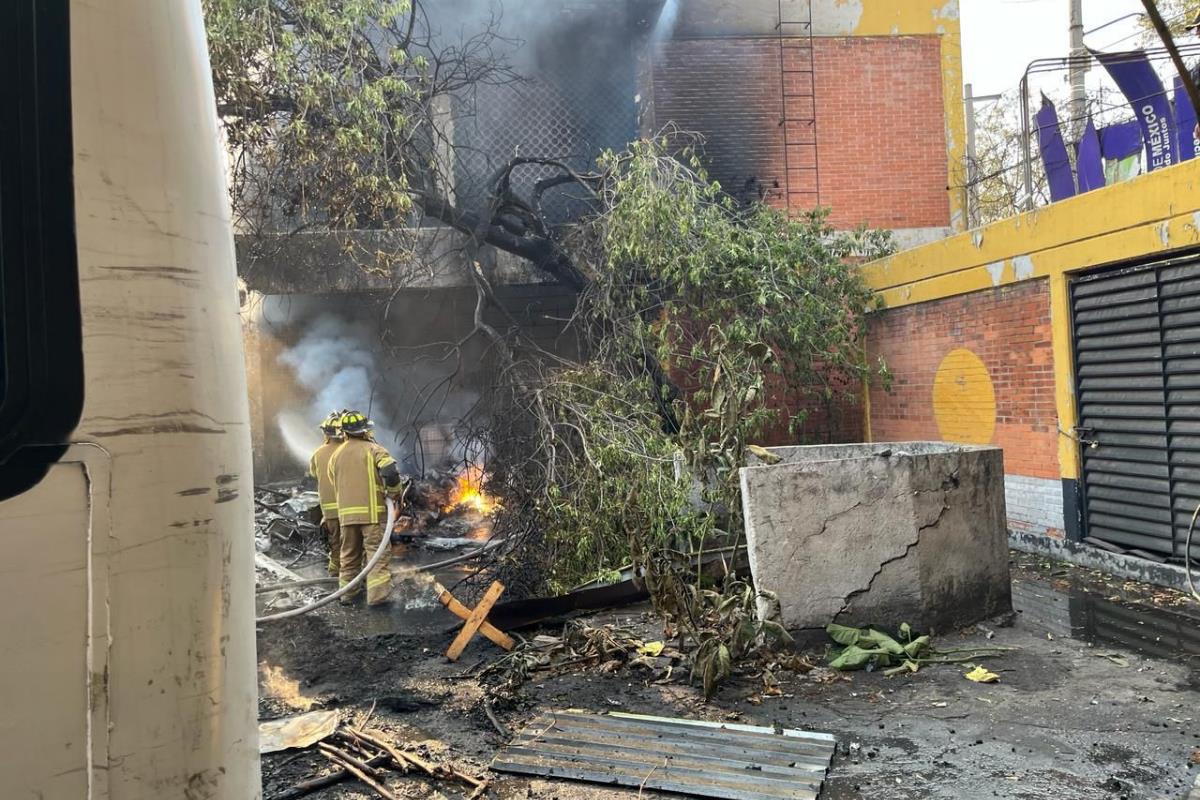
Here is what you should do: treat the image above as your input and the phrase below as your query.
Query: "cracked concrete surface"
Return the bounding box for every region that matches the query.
[741,443,1011,632]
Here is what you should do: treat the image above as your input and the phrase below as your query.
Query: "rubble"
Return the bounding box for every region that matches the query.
[255,487,324,569]
[256,551,1200,800]
[267,719,489,800]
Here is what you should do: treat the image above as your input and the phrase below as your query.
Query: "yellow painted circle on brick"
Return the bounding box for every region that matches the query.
[932,348,996,445]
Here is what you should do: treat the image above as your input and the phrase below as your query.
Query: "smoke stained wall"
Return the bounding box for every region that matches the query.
[245,285,579,482]
[436,0,655,221]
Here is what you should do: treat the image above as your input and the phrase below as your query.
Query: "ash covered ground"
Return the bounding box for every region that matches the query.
[256,553,1200,800]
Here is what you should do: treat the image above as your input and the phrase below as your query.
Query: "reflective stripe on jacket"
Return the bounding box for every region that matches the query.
[328,436,398,525]
[309,439,341,519]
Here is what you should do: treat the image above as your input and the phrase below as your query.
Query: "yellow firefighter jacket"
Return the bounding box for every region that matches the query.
[308,439,342,520]
[328,436,399,525]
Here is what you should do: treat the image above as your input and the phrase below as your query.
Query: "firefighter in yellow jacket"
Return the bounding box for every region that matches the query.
[329,410,404,605]
[308,411,344,577]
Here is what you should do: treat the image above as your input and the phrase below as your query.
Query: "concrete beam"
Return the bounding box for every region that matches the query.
[235,228,554,295]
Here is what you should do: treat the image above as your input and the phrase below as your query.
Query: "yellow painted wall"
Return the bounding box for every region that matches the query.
[860,159,1200,480]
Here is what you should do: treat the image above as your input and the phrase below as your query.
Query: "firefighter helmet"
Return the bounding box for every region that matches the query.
[339,410,373,435]
[320,411,343,437]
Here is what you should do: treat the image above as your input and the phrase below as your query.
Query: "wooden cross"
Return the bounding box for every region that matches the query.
[435,580,515,661]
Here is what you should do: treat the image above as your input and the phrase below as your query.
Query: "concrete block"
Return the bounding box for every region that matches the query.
[739,442,1012,632]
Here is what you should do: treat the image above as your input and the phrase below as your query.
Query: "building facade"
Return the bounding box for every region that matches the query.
[646,0,966,244]
[855,158,1200,577]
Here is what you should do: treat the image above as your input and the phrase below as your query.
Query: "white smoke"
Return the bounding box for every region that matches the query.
[651,0,680,46]
[277,314,401,453]
[269,301,489,474]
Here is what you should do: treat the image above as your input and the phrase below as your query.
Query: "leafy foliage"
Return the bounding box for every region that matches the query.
[686,580,792,699]
[500,139,890,582]
[486,139,891,695]
[825,623,1012,677]
[1139,0,1200,41]
[203,0,511,235]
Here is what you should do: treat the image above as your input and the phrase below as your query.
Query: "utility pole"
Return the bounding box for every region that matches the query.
[1068,0,1088,145]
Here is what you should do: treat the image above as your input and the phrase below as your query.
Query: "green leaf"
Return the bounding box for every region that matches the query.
[826,623,863,647]
[883,660,921,677]
[867,629,905,656]
[902,635,931,658]
[701,643,733,698]
[829,645,874,671]
[732,618,757,656]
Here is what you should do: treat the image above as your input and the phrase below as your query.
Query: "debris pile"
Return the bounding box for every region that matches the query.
[404,463,500,541]
[262,712,489,800]
[480,621,687,697]
[255,487,324,568]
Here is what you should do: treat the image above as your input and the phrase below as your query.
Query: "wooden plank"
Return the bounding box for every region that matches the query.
[445,581,506,661]
[436,582,515,651]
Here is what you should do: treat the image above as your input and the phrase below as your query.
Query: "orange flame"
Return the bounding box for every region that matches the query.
[259,663,317,711]
[444,464,501,515]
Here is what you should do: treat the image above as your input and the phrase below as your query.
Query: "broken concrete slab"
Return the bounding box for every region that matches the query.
[739,442,1012,632]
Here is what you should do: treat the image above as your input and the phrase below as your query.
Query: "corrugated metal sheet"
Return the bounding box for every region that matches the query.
[491,711,835,800]
[1071,254,1200,561]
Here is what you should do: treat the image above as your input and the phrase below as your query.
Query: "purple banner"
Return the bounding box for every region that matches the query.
[1077,117,1105,193]
[1175,76,1197,161]
[1035,95,1076,201]
[1100,120,1143,160]
[1094,49,1177,171]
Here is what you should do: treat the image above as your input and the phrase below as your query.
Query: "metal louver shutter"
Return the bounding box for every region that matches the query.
[1071,255,1200,561]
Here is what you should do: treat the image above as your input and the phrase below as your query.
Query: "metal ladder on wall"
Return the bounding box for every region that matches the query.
[777,0,820,212]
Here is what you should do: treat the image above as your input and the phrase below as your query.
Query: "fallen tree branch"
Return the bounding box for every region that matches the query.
[270,754,389,800]
[483,699,511,738]
[318,744,398,800]
[347,726,490,795]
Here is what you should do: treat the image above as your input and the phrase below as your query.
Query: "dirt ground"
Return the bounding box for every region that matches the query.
[257,553,1200,800]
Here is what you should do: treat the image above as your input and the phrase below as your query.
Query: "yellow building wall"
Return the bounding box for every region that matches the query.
[860,159,1200,482]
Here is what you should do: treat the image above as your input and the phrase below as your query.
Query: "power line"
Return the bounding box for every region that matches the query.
[1096,7,1192,50]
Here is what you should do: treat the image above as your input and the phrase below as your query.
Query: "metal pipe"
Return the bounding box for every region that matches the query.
[1084,11,1145,37]
[1020,73,1034,210]
[255,537,504,595]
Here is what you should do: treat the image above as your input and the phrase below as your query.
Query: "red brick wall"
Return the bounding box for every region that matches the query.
[650,36,949,229]
[759,369,865,446]
[864,279,1059,480]
[814,37,949,229]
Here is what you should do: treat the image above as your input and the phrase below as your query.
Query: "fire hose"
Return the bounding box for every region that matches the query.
[254,539,501,596]
[255,497,399,623]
